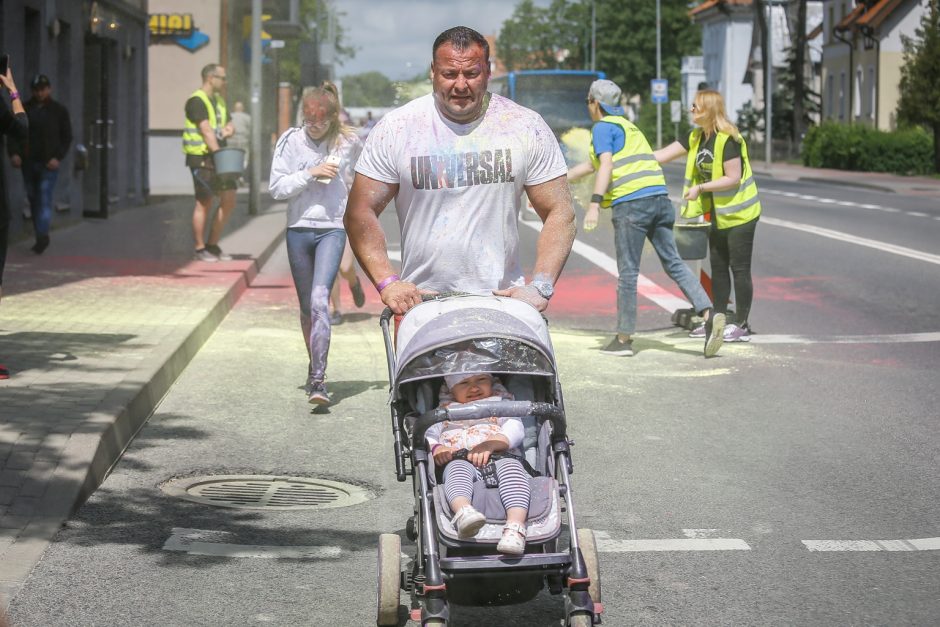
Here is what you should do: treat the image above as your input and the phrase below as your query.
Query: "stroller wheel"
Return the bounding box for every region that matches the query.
[577,528,602,604]
[406,515,418,541]
[376,533,401,626]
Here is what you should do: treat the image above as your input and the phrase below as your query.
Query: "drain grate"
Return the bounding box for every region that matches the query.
[161,475,374,510]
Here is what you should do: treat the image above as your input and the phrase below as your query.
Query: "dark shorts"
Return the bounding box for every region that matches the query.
[190,159,237,202]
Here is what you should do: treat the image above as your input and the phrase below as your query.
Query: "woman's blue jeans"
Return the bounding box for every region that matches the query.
[286,227,346,383]
[611,195,712,336]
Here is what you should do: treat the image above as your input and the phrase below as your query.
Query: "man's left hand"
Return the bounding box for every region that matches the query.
[46,158,60,171]
[493,284,548,312]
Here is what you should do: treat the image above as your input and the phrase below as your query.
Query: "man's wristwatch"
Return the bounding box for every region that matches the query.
[530,280,554,300]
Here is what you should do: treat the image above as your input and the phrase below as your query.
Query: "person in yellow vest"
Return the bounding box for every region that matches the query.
[568,79,724,358]
[183,64,237,262]
[655,89,761,343]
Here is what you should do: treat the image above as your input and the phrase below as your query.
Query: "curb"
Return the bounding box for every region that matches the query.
[0,208,285,611]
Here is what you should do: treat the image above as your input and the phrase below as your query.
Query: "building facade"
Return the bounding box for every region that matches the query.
[821,0,926,130]
[1,0,149,229]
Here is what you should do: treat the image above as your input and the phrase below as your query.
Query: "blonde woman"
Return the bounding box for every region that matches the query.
[270,82,363,405]
[655,90,762,342]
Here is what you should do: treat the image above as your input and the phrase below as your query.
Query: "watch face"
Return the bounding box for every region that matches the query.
[534,282,554,299]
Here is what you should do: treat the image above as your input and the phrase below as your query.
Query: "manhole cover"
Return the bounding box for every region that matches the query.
[161,475,374,510]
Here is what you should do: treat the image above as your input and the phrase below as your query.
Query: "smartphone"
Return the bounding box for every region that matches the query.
[0,54,9,77]
[315,154,342,184]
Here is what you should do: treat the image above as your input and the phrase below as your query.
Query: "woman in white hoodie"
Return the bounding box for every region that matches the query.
[269,82,362,405]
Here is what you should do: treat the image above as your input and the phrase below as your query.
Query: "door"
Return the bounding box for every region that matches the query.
[82,35,115,218]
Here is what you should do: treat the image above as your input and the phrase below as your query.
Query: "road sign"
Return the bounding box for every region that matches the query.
[651,79,668,104]
[269,39,285,49]
[670,100,682,123]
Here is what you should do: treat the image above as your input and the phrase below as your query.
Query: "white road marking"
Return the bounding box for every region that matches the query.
[803,537,940,552]
[520,219,691,312]
[762,189,940,217]
[743,331,940,345]
[907,211,929,218]
[761,216,940,266]
[162,528,343,559]
[594,530,751,552]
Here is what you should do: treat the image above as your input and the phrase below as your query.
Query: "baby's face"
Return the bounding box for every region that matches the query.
[450,375,493,403]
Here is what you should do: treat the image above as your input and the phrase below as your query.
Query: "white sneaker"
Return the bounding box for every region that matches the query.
[452,505,486,538]
[496,522,527,555]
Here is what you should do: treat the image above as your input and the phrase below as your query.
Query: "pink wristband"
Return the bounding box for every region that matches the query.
[375,274,400,293]
[9,91,19,101]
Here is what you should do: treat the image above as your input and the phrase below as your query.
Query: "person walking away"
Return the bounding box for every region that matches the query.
[344,26,575,317]
[567,79,724,357]
[228,100,251,177]
[7,74,71,255]
[654,89,761,342]
[183,64,237,262]
[0,61,29,380]
[269,82,363,405]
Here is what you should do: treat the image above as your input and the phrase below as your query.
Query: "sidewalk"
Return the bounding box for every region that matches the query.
[0,193,285,609]
[750,160,940,198]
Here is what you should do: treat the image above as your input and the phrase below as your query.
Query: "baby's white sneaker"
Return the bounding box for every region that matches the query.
[452,505,486,539]
[497,522,527,555]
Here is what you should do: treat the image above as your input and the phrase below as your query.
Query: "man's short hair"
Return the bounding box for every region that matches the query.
[432,26,489,65]
[201,64,220,81]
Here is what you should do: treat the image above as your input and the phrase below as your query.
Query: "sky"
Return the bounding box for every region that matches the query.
[332,0,552,80]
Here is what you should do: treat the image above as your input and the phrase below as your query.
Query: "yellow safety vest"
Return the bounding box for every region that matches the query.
[590,115,666,208]
[680,130,761,228]
[182,89,228,156]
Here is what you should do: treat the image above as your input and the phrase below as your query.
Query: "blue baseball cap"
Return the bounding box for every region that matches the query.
[589,79,625,116]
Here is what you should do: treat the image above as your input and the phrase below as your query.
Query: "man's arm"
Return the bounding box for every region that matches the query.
[494,174,575,311]
[198,119,222,153]
[344,173,423,314]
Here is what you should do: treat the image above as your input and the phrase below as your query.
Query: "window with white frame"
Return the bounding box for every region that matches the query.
[854,67,863,119]
[868,66,875,120]
[828,74,834,119]
[839,72,845,120]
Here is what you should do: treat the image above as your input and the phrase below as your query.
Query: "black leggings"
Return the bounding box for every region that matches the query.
[0,200,8,287]
[709,218,758,325]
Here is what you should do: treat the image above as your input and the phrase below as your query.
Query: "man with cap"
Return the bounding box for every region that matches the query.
[567,79,724,358]
[8,73,72,254]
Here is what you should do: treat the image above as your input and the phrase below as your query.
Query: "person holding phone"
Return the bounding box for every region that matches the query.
[7,72,72,255]
[269,81,362,406]
[0,56,28,379]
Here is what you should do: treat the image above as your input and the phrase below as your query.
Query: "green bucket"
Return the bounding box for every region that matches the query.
[212,148,245,176]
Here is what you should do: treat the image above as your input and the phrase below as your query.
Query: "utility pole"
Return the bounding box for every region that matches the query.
[591,0,596,72]
[249,0,262,215]
[765,0,773,165]
[656,0,662,148]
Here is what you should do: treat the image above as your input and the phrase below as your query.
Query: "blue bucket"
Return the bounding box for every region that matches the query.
[212,148,245,176]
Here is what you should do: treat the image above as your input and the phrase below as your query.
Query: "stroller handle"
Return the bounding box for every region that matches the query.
[411,400,566,449]
[379,291,487,324]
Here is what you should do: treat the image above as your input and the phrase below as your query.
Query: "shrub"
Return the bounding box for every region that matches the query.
[802,122,934,174]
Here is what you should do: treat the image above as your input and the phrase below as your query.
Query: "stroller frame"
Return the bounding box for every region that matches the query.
[376,296,601,626]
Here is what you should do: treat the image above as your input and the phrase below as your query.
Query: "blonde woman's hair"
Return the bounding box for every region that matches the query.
[694,90,741,142]
[301,81,357,149]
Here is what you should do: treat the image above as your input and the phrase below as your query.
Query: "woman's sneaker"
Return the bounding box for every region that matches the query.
[496,522,527,555]
[306,381,331,406]
[688,324,705,338]
[723,323,751,342]
[205,244,232,261]
[452,505,486,539]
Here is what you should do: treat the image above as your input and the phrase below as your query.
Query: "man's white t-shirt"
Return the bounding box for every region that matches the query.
[354,93,566,293]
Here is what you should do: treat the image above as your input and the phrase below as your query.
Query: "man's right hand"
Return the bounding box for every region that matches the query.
[10,155,21,168]
[380,279,424,315]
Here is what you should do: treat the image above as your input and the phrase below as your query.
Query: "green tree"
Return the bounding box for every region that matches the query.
[276,0,355,88]
[341,72,397,107]
[594,0,701,99]
[497,0,591,70]
[897,0,940,172]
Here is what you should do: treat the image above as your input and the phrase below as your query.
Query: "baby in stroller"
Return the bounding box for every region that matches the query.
[426,372,531,555]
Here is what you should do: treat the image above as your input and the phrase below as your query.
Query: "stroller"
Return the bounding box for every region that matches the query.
[375,295,602,626]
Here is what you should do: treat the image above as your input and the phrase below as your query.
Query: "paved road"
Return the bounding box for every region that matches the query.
[9,175,940,625]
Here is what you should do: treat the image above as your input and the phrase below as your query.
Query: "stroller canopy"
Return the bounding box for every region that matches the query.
[394,295,556,388]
